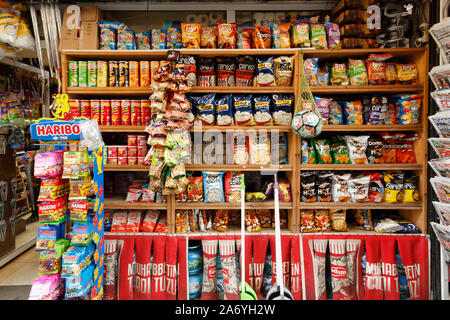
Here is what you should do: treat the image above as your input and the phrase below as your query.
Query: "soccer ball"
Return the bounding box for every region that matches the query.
[291,110,323,138]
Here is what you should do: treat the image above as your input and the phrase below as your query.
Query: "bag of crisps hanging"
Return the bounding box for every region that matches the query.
[217,22,236,49]
[181,23,201,48]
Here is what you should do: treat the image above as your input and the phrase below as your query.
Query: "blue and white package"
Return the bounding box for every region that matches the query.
[202,171,225,203]
[215,94,234,126]
[99,27,116,50]
[233,94,254,126]
[192,93,216,125]
[151,29,167,49]
[36,224,60,251]
[253,95,273,125]
[71,214,94,246]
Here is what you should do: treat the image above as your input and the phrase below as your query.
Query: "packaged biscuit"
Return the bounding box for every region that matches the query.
[181,23,201,48]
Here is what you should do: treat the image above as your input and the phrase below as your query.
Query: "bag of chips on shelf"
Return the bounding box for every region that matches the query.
[237,28,253,49]
[402,174,419,203]
[301,171,317,203]
[186,175,203,202]
[386,63,398,85]
[332,173,352,202]
[213,210,229,232]
[348,175,370,202]
[197,57,216,87]
[254,25,272,49]
[384,171,405,203]
[367,172,385,203]
[181,23,201,48]
[274,56,294,87]
[141,210,160,232]
[396,133,418,163]
[111,211,127,232]
[328,100,344,125]
[217,22,237,49]
[312,139,332,164]
[301,139,317,164]
[193,93,216,125]
[304,58,319,86]
[215,94,234,126]
[291,23,311,48]
[249,131,271,165]
[203,171,225,203]
[381,132,398,163]
[353,209,374,231]
[348,58,368,85]
[175,210,188,233]
[200,27,217,48]
[310,24,328,49]
[253,95,273,125]
[396,63,418,85]
[331,63,349,85]
[231,132,249,165]
[272,93,294,125]
[326,22,341,49]
[314,96,332,120]
[330,209,348,232]
[343,100,363,125]
[317,171,333,202]
[236,55,256,87]
[318,64,330,86]
[154,214,168,233]
[367,134,384,164]
[245,210,262,232]
[255,56,276,87]
[366,60,387,85]
[234,94,255,125]
[315,209,331,232]
[331,137,351,164]
[345,135,369,164]
[216,57,236,87]
[271,23,291,48]
[125,211,142,233]
[300,209,316,232]
[224,172,242,203]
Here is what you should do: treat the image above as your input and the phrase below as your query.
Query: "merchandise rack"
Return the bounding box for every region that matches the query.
[61,47,429,236]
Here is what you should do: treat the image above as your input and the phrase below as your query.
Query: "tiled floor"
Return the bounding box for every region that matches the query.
[0,247,39,286]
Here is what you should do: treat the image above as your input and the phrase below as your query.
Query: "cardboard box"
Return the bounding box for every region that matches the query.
[59,6,102,51]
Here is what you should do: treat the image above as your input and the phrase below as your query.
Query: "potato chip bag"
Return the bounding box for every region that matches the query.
[300,209,316,232]
[402,174,419,203]
[384,171,404,203]
[386,63,398,85]
[217,22,236,49]
[331,63,349,85]
[396,133,418,164]
[380,132,398,163]
[344,100,363,125]
[301,139,317,164]
[395,63,418,85]
[200,27,217,48]
[254,25,272,49]
[345,135,369,164]
[348,175,370,203]
[328,100,344,124]
[181,23,201,48]
[315,209,331,232]
[367,135,384,164]
[353,209,374,231]
[317,171,333,202]
[310,24,327,49]
[304,58,319,86]
[301,171,317,203]
[330,209,348,232]
[366,60,387,85]
[331,138,351,164]
[348,58,368,85]
[291,23,310,48]
[312,139,332,164]
[279,23,291,48]
[332,173,352,202]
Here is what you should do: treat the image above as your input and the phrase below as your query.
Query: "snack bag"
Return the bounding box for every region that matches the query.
[330,63,349,85]
[402,174,419,203]
[314,97,332,120]
[345,135,369,164]
[365,96,387,125]
[301,139,317,164]
[237,28,253,49]
[254,25,271,49]
[318,64,330,86]
[300,209,316,232]
[348,59,368,85]
[386,63,398,85]
[253,95,273,125]
[69,200,89,223]
[326,22,341,49]
[197,57,216,87]
[272,93,294,125]
[200,27,217,48]
[34,151,64,178]
[396,133,418,164]
[301,171,317,203]
[255,56,276,87]
[348,175,370,202]
[256,209,272,228]
[328,101,344,125]
[215,94,234,126]
[245,210,262,232]
[193,93,216,125]
[216,57,236,87]
[111,211,127,232]
[62,151,89,179]
[181,23,201,48]
[231,132,249,165]
[213,210,229,232]
[236,55,256,87]
[274,56,294,86]
[366,60,387,85]
[396,63,418,85]
[224,172,242,203]
[312,139,332,164]
[368,172,385,203]
[331,137,351,164]
[249,131,271,165]
[330,209,348,232]
[272,23,290,48]
[304,58,319,86]
[310,24,327,49]
[291,23,310,48]
[367,134,384,164]
[315,209,331,232]
[233,94,255,125]
[317,171,333,202]
[384,171,404,203]
[381,132,398,163]
[141,210,160,232]
[217,22,236,49]
[176,211,188,233]
[332,173,351,202]
[125,211,142,232]
[353,209,373,231]
[203,171,225,203]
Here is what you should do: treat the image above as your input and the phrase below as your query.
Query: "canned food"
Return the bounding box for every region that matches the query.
[137,135,147,147]
[140,99,151,125]
[78,61,88,87]
[119,61,129,87]
[127,135,137,146]
[68,61,78,87]
[150,61,159,85]
[80,100,90,118]
[97,61,108,87]
[69,99,80,117]
[100,100,111,126]
[111,100,121,125]
[130,100,141,125]
[108,146,118,159]
[90,100,101,124]
[102,146,108,164]
[140,61,150,87]
[128,146,138,158]
[121,99,131,125]
[129,61,139,87]
[117,146,128,158]
[117,157,128,165]
[109,61,118,87]
[88,61,97,87]
[137,146,147,158]
[127,157,138,165]
[108,157,118,165]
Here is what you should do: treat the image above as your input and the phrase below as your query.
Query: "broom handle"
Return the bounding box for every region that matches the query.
[241,174,245,294]
[273,173,285,298]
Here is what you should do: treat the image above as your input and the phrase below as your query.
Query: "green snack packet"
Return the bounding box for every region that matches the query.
[301,139,317,164]
[310,24,328,49]
[312,139,332,164]
[331,138,351,164]
[348,58,368,85]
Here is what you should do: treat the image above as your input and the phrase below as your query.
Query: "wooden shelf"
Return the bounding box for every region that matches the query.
[299,202,422,210]
[175,201,292,210]
[101,196,167,210]
[185,164,292,171]
[190,86,294,93]
[301,47,427,59]
[300,164,423,171]
[182,225,292,237]
[189,125,292,132]
[322,124,423,132]
[104,164,149,171]
[310,84,424,94]
[67,87,152,96]
[100,125,146,132]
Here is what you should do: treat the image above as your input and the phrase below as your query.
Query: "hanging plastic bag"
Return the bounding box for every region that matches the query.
[0,7,20,46]
[14,18,35,50]
[79,119,104,150]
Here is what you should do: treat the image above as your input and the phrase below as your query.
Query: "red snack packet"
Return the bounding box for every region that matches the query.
[140,210,160,232]
[201,238,219,300]
[217,22,236,49]
[241,28,253,49]
[154,214,168,233]
[111,211,127,232]
[125,211,142,232]
[134,236,153,300]
[366,60,387,85]
[396,133,418,164]
[151,236,167,300]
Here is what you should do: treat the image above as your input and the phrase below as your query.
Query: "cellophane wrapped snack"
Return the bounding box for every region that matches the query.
[217,22,236,49]
[34,151,64,178]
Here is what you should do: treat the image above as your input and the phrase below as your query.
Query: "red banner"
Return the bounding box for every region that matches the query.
[363,235,384,300]
[134,236,153,300]
[176,236,188,300]
[219,236,240,300]
[381,235,399,300]
[290,235,302,300]
[200,236,219,300]
[165,236,178,300]
[269,235,291,290]
[251,234,269,299]
[151,236,167,300]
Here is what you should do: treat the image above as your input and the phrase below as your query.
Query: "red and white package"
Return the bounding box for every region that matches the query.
[346,237,363,300]
[154,214,168,233]
[141,187,156,203]
[329,239,351,300]
[111,211,127,232]
[269,235,291,290]
[381,235,399,300]
[250,234,269,299]
[312,238,328,300]
[134,236,153,300]
[219,237,240,300]
[165,236,178,300]
[177,236,188,300]
[103,239,118,300]
[363,236,384,300]
[290,235,302,300]
[125,211,142,232]
[201,238,219,300]
[140,210,160,232]
[151,236,167,300]
[117,236,135,300]
[125,185,143,202]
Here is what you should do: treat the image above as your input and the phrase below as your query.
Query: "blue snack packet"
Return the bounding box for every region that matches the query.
[253,95,273,125]
[233,94,254,125]
[202,171,225,203]
[215,94,234,126]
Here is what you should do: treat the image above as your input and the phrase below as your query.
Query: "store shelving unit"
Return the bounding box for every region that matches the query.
[61,47,429,236]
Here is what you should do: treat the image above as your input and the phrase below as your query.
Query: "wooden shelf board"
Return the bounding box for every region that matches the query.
[185,164,293,171]
[299,202,422,210]
[189,125,292,132]
[100,125,146,132]
[100,196,167,210]
[175,201,292,210]
[182,225,292,237]
[104,164,149,171]
[67,87,152,96]
[322,125,423,132]
[300,47,427,59]
[190,86,294,93]
[310,84,423,94]
[300,164,423,171]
